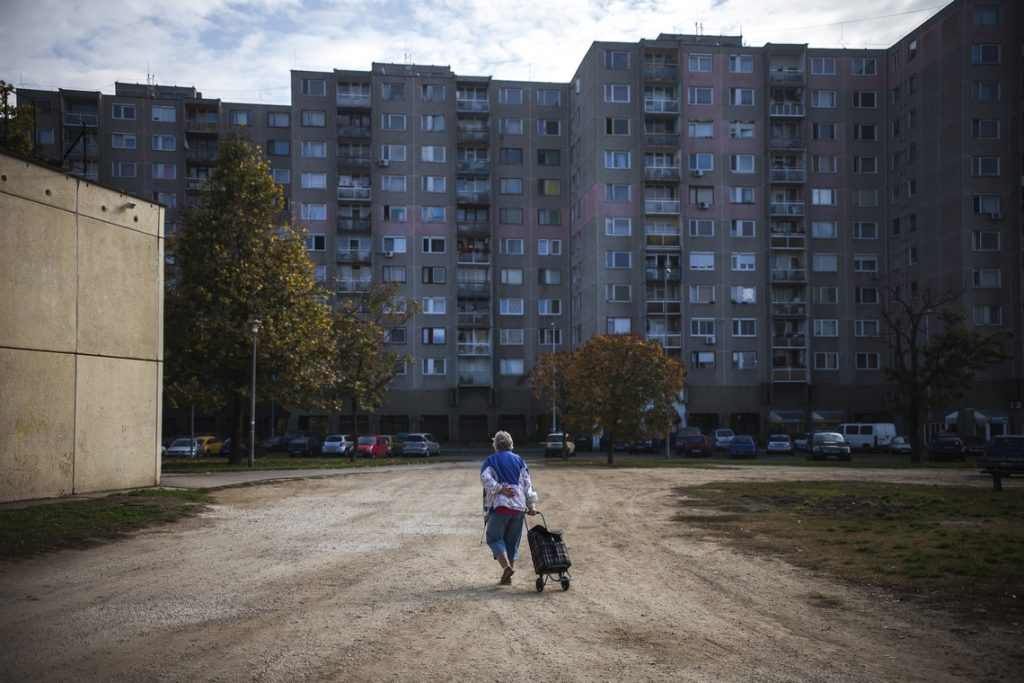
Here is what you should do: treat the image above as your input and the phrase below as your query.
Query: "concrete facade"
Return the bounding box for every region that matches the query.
[0,152,163,502]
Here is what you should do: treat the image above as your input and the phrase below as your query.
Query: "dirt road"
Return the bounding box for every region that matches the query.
[0,463,1018,682]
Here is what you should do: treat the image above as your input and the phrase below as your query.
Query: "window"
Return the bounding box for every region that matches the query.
[301,141,326,158]
[607,284,632,302]
[605,51,629,69]
[811,90,836,108]
[500,238,524,255]
[422,176,446,193]
[421,145,446,163]
[383,205,407,222]
[500,118,524,135]
[152,163,176,180]
[536,89,562,106]
[814,352,839,371]
[605,251,631,269]
[538,209,561,225]
[907,39,917,61]
[421,266,445,284]
[380,175,406,192]
[499,87,523,104]
[727,122,753,141]
[688,87,714,105]
[378,113,406,131]
[814,319,839,337]
[499,178,523,195]
[496,359,524,377]
[605,218,631,236]
[813,123,836,140]
[604,151,630,169]
[419,114,446,133]
[421,84,445,102]
[730,253,755,271]
[973,82,1000,101]
[499,329,524,346]
[972,119,1000,139]
[271,168,290,184]
[731,220,755,238]
[730,154,755,173]
[973,268,1001,288]
[970,303,1002,327]
[605,117,629,135]
[111,132,136,149]
[381,144,407,161]
[971,157,1000,176]
[853,222,878,240]
[538,239,562,256]
[300,203,326,221]
[538,268,561,285]
[300,234,326,252]
[500,268,523,285]
[689,285,715,304]
[729,55,754,73]
[538,179,561,196]
[812,189,837,206]
[688,53,713,72]
[973,6,1000,25]
[973,195,1001,215]
[301,172,328,189]
[499,208,523,225]
[538,299,562,316]
[852,58,877,75]
[301,78,326,96]
[973,231,1000,251]
[111,161,137,178]
[422,297,447,315]
[853,156,878,174]
[689,121,714,138]
[855,287,879,304]
[605,184,630,202]
[811,56,836,75]
[731,319,756,337]
[421,207,445,223]
[731,286,756,304]
[152,105,176,122]
[604,84,630,102]
[813,253,838,272]
[691,351,716,369]
[689,318,716,337]
[688,219,714,237]
[729,88,754,106]
[853,123,877,141]
[607,318,632,335]
[732,351,757,369]
[852,188,880,207]
[382,236,407,253]
[852,91,877,108]
[812,221,838,239]
[422,358,446,376]
[812,155,837,173]
[112,103,136,120]
[301,110,326,127]
[266,140,289,156]
[972,44,1001,64]
[266,111,289,127]
[853,254,878,273]
[499,147,523,165]
[729,187,754,204]
[421,327,446,345]
[537,149,561,166]
[815,286,839,304]
[856,353,881,370]
[538,120,561,136]
[36,129,54,145]
[689,252,714,271]
[421,237,445,254]
[500,298,524,315]
[688,153,713,172]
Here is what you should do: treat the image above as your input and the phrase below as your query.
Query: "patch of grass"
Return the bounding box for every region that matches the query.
[160,455,458,473]
[677,481,1024,625]
[0,488,211,559]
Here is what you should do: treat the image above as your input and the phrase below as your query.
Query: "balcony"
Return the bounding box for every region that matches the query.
[770,102,805,117]
[645,133,680,147]
[645,199,681,215]
[771,268,807,282]
[64,112,98,127]
[772,367,809,383]
[185,149,217,163]
[456,251,490,265]
[337,186,371,201]
[644,98,680,114]
[457,310,490,326]
[644,65,678,81]
[769,137,804,149]
[457,281,490,295]
[457,341,492,356]
[336,248,372,263]
[770,233,806,250]
[769,168,806,183]
[456,159,490,174]
[337,155,371,170]
[458,370,493,386]
[769,69,806,84]
[337,125,371,138]
[770,201,805,217]
[772,334,807,348]
[457,221,490,236]
[644,166,681,182]
[457,190,490,204]
[336,93,371,107]
[185,178,207,191]
[771,301,807,317]
[337,217,371,232]
[456,99,489,114]
[185,120,218,133]
[457,127,490,143]
[646,333,683,348]
[644,267,682,282]
[336,279,372,294]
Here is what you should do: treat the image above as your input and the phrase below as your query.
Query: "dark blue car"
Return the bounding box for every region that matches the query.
[728,435,757,459]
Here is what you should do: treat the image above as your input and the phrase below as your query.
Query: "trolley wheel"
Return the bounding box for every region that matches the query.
[561,578,570,591]
[536,578,544,592]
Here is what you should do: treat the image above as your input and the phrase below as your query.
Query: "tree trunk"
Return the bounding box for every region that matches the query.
[348,399,360,462]
[228,391,245,466]
[908,407,924,465]
[606,434,615,466]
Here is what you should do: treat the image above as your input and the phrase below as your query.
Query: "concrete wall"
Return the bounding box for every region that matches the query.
[0,152,163,502]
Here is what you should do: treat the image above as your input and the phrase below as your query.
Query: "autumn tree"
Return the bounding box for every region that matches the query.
[523,349,575,457]
[882,287,1009,463]
[164,134,336,464]
[329,284,419,460]
[0,80,36,157]
[559,335,686,465]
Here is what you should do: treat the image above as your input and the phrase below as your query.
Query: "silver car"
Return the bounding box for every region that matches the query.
[321,434,354,457]
[165,437,201,458]
[402,433,441,457]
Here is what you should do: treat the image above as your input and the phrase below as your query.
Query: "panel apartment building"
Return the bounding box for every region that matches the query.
[18,0,1023,442]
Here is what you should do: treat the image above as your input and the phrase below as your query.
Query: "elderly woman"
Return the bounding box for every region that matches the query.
[480,430,539,585]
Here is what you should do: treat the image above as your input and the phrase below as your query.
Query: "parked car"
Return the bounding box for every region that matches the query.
[261,432,301,453]
[674,427,703,453]
[321,434,354,457]
[929,436,966,462]
[765,434,794,455]
[544,432,576,458]
[712,428,736,451]
[728,435,757,459]
[889,435,912,454]
[383,435,404,457]
[356,435,390,458]
[403,432,441,457]
[288,435,323,457]
[219,438,248,458]
[677,434,713,457]
[196,435,223,456]
[837,422,897,452]
[165,437,202,458]
[979,435,1024,476]
[572,433,596,452]
[962,437,987,458]
[809,432,851,461]
[794,433,812,452]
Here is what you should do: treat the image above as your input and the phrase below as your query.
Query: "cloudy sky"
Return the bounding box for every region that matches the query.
[2,0,947,104]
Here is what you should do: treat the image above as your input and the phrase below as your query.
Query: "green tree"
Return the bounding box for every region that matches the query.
[558,335,686,465]
[0,80,36,157]
[164,134,336,464]
[329,285,419,460]
[882,288,1009,463]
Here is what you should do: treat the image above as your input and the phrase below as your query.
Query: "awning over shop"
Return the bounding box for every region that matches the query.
[769,410,803,424]
[943,410,989,424]
[811,410,844,423]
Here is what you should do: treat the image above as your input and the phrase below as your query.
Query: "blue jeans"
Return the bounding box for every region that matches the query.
[486,512,525,561]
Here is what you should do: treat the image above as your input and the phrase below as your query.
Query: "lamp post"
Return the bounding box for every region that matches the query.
[664,266,672,458]
[550,321,557,434]
[247,318,262,468]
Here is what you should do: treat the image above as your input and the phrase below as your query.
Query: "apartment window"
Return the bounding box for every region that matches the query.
[689,121,714,138]
[972,119,1000,139]
[421,266,445,284]
[973,231,1000,251]
[852,91,877,108]
[538,239,562,256]
[729,121,754,139]
[301,141,327,158]
[689,252,714,271]
[301,172,328,189]
[300,78,326,96]
[155,192,176,208]
[730,253,756,272]
[973,82,1000,101]
[605,251,631,269]
[907,246,918,265]
[815,286,839,304]
[811,56,836,75]
[538,209,562,226]
[421,358,446,376]
[499,87,523,104]
[972,44,1001,64]
[380,175,406,192]
[732,351,757,370]
[422,176,446,193]
[688,54,713,72]
[732,319,756,337]
[538,299,562,316]
[267,111,289,127]
[381,144,407,161]
[604,151,630,169]
[729,187,755,204]
[538,179,561,196]
[907,39,917,61]
[299,203,326,221]
[500,238,524,255]
[500,118,524,135]
[813,253,838,272]
[111,161,137,178]
[973,6,1000,25]
[500,298,524,315]
[605,117,630,135]
[381,265,407,284]
[598,218,630,238]
[973,195,1001,215]
[381,113,406,130]
[853,255,878,273]
[689,319,716,337]
[691,352,716,369]
[729,88,754,106]
[731,219,755,238]
[814,319,839,337]
[855,287,880,304]
[301,110,326,127]
[607,284,632,303]
[421,297,447,315]
[538,149,561,166]
[499,148,523,166]
[421,237,445,254]
[853,222,879,240]
[607,318,632,335]
[383,205,407,222]
[852,188,880,207]
[536,89,561,106]
[605,184,630,202]
[537,120,561,136]
[688,219,714,237]
[853,123,877,141]
[112,103,136,120]
[499,329,524,346]
[973,268,1001,288]
[152,163,176,180]
[420,114,446,132]
[856,353,881,371]
[604,84,630,103]
[812,155,837,173]
[421,327,446,345]
[539,268,562,286]
[688,153,713,172]
[814,352,839,371]
[730,154,755,173]
[853,156,878,174]
[382,236,407,254]
[852,58,877,75]
[499,208,523,225]
[33,128,52,145]
[152,105,176,122]
[689,285,715,304]
[271,168,290,184]
[973,304,1003,326]
[111,132,136,149]
[422,207,445,223]
[811,90,836,108]
[421,145,446,163]
[731,286,756,304]
[729,55,754,73]
[499,178,523,195]
[811,221,838,239]
[500,268,523,285]
[971,157,1000,176]
[605,51,629,69]
[812,189,837,206]
[813,123,836,140]
[688,87,713,105]
[421,84,445,102]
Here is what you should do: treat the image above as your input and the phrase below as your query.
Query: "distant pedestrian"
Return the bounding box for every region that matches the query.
[480,430,538,585]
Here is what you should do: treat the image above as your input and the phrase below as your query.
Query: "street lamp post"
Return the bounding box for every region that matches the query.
[550,321,557,434]
[247,318,262,468]
[664,266,672,458]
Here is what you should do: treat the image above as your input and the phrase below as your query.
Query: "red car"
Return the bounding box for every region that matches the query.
[356,435,390,458]
[676,434,713,457]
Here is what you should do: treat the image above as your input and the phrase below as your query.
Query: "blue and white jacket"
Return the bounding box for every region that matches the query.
[480,450,538,515]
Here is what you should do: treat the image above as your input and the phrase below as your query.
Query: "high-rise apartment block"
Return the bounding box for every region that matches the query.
[17,0,1023,441]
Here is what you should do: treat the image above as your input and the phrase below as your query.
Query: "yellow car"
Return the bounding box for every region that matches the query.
[196,435,223,456]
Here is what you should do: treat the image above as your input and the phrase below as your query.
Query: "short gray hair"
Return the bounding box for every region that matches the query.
[492,430,514,451]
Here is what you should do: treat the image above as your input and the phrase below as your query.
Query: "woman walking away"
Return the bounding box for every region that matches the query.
[481,430,539,585]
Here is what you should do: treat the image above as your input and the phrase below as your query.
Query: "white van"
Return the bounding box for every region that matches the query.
[837,423,897,452]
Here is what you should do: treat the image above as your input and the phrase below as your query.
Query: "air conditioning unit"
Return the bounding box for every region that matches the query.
[990,212,1001,220]
[382,250,394,258]
[377,158,390,167]
[1010,401,1022,410]
[698,201,710,210]
[691,169,704,177]
[704,335,716,345]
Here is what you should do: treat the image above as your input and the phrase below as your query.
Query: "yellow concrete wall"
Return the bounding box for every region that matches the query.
[0,153,163,502]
